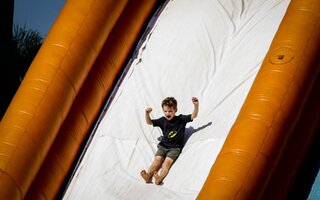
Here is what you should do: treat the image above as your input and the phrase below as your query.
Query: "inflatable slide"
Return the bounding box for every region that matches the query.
[0,0,319,199]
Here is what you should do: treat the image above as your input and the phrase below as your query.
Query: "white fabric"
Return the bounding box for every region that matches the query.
[63,0,290,199]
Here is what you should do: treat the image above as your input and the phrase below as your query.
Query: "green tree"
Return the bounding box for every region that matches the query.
[0,0,44,120]
[12,24,43,81]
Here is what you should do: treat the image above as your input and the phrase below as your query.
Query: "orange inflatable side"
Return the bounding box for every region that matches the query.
[0,0,129,199]
[197,0,320,199]
[263,67,320,199]
[24,1,158,199]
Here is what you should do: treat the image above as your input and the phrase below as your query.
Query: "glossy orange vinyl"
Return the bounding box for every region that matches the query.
[24,0,158,199]
[197,0,320,199]
[0,0,129,199]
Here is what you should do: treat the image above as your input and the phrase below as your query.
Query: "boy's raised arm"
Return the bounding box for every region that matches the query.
[191,97,199,120]
[145,107,153,125]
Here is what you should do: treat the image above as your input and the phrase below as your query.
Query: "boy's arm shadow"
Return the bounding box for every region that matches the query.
[182,122,212,147]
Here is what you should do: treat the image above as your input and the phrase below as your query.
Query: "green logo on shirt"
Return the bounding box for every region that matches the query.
[168,131,177,138]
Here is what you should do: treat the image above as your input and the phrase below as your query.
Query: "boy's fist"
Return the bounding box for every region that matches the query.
[146,107,152,113]
[192,97,199,105]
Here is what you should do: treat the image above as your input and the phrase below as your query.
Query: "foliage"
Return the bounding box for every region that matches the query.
[12,24,43,81]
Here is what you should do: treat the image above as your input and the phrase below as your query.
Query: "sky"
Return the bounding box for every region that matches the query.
[13,0,65,37]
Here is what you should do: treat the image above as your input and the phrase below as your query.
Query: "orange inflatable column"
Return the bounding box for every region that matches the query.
[25,0,159,199]
[0,0,129,199]
[263,70,320,199]
[197,0,320,199]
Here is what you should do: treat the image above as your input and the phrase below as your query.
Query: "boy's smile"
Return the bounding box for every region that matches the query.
[162,106,177,121]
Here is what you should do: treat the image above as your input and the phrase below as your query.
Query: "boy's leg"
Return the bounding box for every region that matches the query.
[153,157,174,185]
[153,147,180,185]
[141,155,164,183]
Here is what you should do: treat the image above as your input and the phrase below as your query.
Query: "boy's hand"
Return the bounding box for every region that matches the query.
[145,107,153,125]
[192,97,199,105]
[191,97,199,120]
[146,107,153,113]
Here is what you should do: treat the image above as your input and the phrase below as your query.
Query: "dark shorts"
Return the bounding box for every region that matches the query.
[155,144,181,161]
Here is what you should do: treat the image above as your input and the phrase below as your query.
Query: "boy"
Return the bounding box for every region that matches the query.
[140,97,199,185]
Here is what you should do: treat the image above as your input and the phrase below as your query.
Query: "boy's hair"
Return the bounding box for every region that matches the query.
[161,97,177,110]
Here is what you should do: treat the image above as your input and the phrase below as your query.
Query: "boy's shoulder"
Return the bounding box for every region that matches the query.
[176,114,192,121]
[177,114,192,118]
[153,116,166,123]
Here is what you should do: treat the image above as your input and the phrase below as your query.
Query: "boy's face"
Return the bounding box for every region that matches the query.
[162,105,177,121]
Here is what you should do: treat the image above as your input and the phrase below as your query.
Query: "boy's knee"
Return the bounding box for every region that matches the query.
[162,158,173,169]
[154,156,164,165]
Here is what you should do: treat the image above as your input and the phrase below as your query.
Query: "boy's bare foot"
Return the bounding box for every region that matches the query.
[140,170,152,183]
[153,172,163,185]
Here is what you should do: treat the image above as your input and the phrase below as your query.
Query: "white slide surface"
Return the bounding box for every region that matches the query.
[63,0,290,199]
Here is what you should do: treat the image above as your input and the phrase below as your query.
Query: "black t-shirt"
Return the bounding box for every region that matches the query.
[152,114,193,148]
